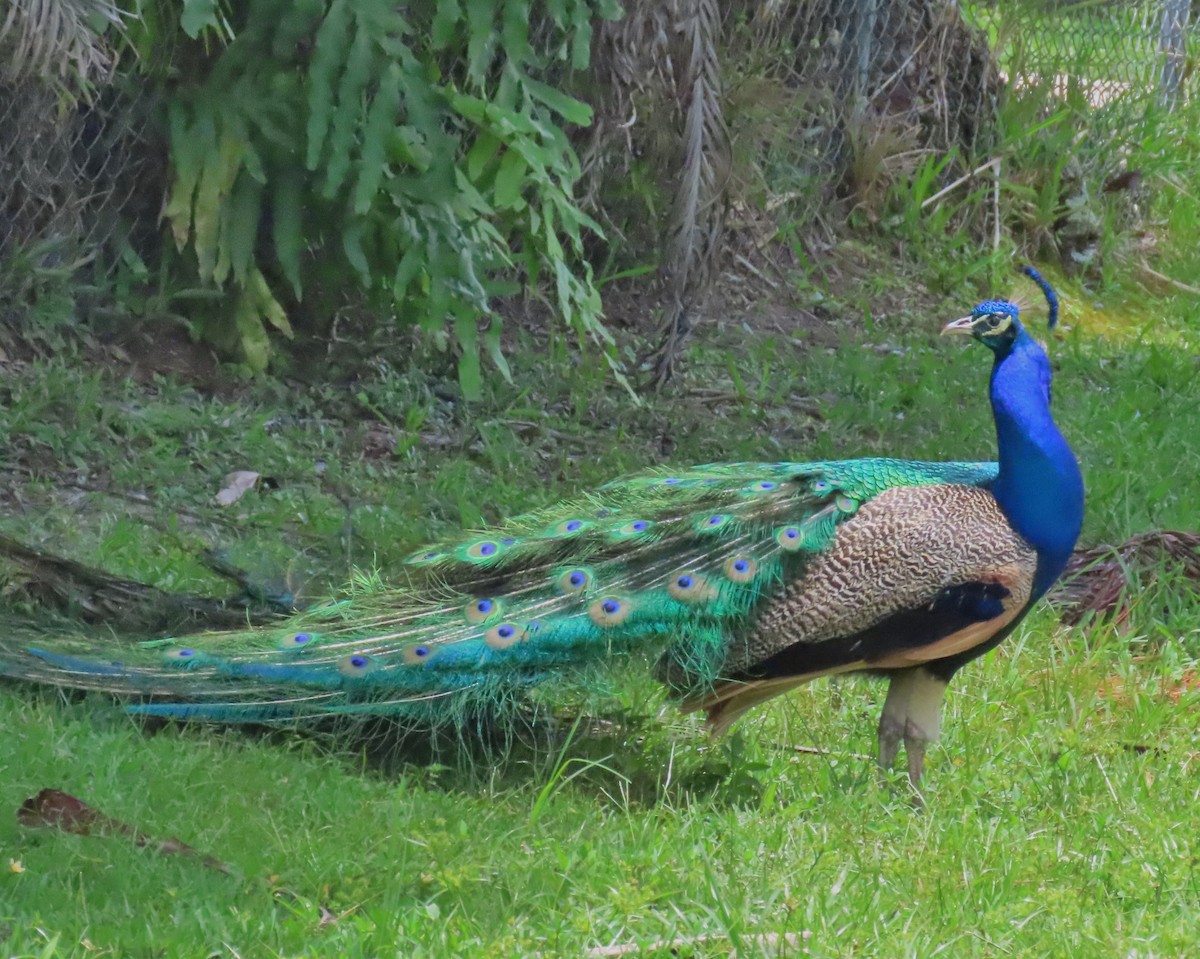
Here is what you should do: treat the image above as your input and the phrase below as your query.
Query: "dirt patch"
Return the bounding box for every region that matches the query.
[91,323,230,392]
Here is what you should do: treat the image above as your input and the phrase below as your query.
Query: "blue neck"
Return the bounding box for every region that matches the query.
[988,332,1084,599]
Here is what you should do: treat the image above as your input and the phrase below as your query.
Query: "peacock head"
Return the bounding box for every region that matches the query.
[941,300,1022,354]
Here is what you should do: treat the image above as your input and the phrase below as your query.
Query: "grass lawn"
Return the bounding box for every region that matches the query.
[2,263,1199,957]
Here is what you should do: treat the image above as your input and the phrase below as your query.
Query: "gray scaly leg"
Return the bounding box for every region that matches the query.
[877,667,949,793]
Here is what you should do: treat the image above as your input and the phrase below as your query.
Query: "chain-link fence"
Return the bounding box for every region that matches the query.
[0,1,1195,305]
[727,0,1003,206]
[729,0,1194,208]
[975,0,1193,109]
[0,58,161,292]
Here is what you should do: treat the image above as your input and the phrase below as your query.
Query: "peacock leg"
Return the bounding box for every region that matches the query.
[877,667,948,790]
[877,672,911,772]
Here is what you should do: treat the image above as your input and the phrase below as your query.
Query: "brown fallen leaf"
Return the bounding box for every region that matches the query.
[1163,669,1200,704]
[17,789,231,875]
[1094,668,1199,707]
[361,422,397,458]
[215,470,261,507]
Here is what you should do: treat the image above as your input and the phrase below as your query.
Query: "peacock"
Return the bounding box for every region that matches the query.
[0,268,1083,788]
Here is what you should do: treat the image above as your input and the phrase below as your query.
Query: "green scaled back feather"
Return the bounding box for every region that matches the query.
[0,458,998,723]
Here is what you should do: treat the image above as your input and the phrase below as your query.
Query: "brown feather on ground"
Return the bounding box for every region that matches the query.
[1050,531,1200,627]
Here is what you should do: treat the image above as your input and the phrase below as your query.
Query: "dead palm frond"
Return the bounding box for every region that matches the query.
[589,0,730,386]
[0,0,127,85]
[1051,531,1200,627]
[648,0,729,386]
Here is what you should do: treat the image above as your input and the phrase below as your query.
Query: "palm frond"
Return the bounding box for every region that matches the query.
[0,0,126,85]
[1051,531,1200,627]
[650,0,729,385]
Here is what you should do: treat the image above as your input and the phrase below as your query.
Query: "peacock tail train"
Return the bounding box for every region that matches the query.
[2,458,998,722]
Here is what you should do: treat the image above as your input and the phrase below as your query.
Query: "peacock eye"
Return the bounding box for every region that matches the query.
[987,315,1002,328]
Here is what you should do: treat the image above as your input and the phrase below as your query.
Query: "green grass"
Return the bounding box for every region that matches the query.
[3,267,1200,957]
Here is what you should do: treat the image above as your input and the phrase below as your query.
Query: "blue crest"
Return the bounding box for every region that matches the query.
[970,299,1020,320]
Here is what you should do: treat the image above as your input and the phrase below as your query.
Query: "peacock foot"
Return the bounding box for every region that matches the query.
[876,667,948,802]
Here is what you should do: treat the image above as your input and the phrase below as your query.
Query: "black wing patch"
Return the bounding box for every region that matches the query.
[736,580,1013,682]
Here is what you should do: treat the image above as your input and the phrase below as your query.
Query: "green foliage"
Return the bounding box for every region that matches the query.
[163,0,613,396]
[875,150,1009,295]
[0,239,80,335]
[964,0,1200,287]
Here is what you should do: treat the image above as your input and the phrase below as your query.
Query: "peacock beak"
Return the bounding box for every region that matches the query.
[940,316,976,336]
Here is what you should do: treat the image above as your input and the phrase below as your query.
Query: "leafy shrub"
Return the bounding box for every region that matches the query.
[162,0,617,396]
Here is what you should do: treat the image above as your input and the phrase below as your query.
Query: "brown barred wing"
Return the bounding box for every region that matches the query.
[685,484,1037,732]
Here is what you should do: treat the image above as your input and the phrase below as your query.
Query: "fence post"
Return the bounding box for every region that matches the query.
[1158,0,1191,108]
[852,0,879,122]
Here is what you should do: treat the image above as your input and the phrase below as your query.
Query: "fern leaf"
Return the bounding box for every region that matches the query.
[454,308,482,400]
[233,268,294,372]
[250,268,294,338]
[164,102,211,250]
[567,0,593,69]
[501,0,531,64]
[270,0,326,59]
[181,0,221,39]
[305,0,352,171]
[234,287,271,372]
[192,133,245,285]
[523,77,593,126]
[466,130,501,181]
[227,172,263,286]
[493,150,528,210]
[323,25,374,199]
[353,62,402,215]
[483,318,513,385]
[391,213,423,301]
[272,170,304,299]
[465,0,497,86]
[431,0,461,50]
[342,223,371,285]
